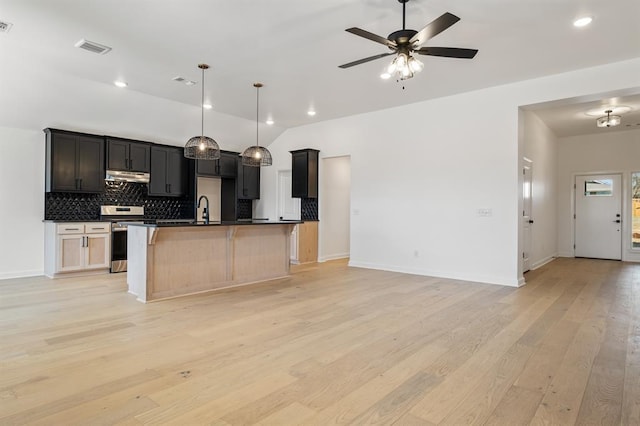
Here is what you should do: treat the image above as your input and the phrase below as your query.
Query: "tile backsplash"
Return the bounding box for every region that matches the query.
[45,181,194,221]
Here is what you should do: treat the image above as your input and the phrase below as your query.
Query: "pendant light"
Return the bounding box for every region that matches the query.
[241,83,272,167]
[184,64,221,160]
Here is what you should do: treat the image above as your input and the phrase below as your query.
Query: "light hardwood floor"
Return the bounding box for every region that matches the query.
[1,258,638,425]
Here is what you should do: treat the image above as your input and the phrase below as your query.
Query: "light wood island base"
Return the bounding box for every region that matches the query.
[127,223,296,302]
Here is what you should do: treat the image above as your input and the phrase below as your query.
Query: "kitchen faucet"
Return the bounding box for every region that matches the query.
[197,195,210,224]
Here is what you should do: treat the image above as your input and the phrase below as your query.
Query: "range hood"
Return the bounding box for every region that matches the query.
[106,170,150,183]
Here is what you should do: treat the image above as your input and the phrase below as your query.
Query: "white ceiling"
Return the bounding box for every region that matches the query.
[1,0,639,136]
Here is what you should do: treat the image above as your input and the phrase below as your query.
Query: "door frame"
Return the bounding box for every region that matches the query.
[522,157,533,273]
[571,169,625,258]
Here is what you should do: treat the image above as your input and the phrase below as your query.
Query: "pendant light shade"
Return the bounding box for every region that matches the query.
[184,64,220,160]
[241,83,272,167]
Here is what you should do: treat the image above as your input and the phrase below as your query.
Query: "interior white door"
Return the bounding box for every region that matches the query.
[278,170,300,220]
[277,170,300,262]
[575,174,622,260]
[522,159,533,272]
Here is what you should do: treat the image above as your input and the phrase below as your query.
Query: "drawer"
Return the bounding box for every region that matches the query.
[84,223,110,234]
[56,222,111,234]
[57,224,85,234]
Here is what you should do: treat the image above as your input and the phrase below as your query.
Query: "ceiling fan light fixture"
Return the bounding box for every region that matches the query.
[408,56,424,73]
[185,64,221,160]
[596,110,621,128]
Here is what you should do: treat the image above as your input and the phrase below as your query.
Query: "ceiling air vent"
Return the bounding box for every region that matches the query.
[74,38,112,55]
[0,21,13,33]
[172,76,196,86]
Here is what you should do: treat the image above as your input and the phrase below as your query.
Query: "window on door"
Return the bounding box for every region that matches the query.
[633,172,640,249]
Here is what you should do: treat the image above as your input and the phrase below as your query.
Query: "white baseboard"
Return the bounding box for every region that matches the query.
[0,269,44,280]
[556,251,575,258]
[531,255,557,270]
[318,253,350,263]
[347,260,520,287]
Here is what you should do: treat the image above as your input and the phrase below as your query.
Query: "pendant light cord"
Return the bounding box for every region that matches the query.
[256,85,260,148]
[201,67,205,138]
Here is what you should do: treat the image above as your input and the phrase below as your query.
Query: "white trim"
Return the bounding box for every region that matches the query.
[318,253,350,262]
[531,255,556,270]
[347,260,522,287]
[0,270,44,280]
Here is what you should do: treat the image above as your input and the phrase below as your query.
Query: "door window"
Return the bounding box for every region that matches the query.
[633,172,640,249]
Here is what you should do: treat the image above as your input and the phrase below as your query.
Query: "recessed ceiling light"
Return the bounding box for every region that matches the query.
[380,72,391,80]
[585,105,631,116]
[203,103,212,109]
[573,16,593,27]
[266,119,274,125]
[185,80,196,86]
[114,81,128,88]
[307,110,316,116]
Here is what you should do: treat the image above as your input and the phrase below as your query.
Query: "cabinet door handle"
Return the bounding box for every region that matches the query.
[129,159,133,169]
[166,183,170,193]
[78,178,82,189]
[243,188,248,196]
[168,184,171,193]
[75,178,80,189]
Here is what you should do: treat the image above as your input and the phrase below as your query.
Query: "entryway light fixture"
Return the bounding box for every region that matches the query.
[596,109,621,128]
[184,64,221,160]
[241,83,272,167]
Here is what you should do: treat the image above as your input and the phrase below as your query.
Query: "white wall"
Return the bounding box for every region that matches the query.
[0,127,45,278]
[319,156,351,262]
[557,128,640,262]
[256,58,640,286]
[522,110,558,269]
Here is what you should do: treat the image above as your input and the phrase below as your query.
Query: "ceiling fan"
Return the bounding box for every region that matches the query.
[339,0,478,80]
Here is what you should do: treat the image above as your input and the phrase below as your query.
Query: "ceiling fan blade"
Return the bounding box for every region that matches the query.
[338,52,395,69]
[414,47,478,59]
[409,12,461,46]
[346,27,397,48]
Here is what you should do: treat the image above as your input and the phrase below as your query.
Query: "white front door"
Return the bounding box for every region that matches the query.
[522,159,533,272]
[575,174,622,260]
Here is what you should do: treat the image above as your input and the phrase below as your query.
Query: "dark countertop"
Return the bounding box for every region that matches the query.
[127,219,304,228]
[43,219,108,223]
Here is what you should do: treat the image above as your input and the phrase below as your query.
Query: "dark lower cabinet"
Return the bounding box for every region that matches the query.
[45,128,105,193]
[291,148,319,198]
[149,145,187,196]
[106,137,150,172]
[237,162,260,200]
[196,151,238,177]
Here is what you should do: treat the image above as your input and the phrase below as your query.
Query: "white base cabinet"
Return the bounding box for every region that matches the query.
[45,222,111,278]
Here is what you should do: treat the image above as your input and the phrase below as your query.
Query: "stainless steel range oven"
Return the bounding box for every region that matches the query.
[100,205,145,273]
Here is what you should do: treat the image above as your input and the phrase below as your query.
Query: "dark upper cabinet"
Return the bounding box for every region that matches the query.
[237,161,260,200]
[148,145,187,197]
[196,151,238,177]
[106,137,150,172]
[44,128,105,193]
[291,149,319,198]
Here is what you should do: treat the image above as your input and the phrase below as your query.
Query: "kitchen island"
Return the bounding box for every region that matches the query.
[127,220,301,302]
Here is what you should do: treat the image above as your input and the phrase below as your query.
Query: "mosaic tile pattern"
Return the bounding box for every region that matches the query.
[301,198,318,221]
[236,199,252,219]
[45,181,194,221]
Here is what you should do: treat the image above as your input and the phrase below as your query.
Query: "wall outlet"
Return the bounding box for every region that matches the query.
[477,208,493,217]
